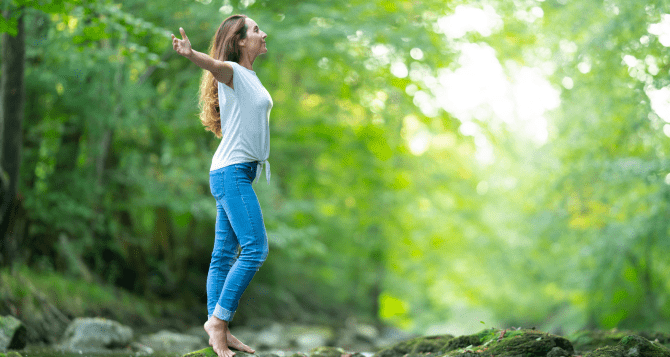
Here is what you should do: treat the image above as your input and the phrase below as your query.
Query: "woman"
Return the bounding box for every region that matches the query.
[172,14,271,357]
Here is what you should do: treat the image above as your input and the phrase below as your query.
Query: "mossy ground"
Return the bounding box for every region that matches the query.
[373,328,574,357]
[569,329,670,352]
[0,266,156,326]
[0,266,197,342]
[584,335,670,357]
[0,352,23,357]
[183,347,220,357]
[368,329,670,357]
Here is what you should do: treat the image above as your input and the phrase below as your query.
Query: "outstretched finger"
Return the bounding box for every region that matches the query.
[179,27,188,41]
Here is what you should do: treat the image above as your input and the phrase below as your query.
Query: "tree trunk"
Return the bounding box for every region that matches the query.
[0,5,25,268]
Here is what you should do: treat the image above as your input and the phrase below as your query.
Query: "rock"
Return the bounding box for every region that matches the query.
[374,334,454,357]
[233,327,261,350]
[184,347,258,357]
[354,324,379,343]
[129,341,154,355]
[484,330,574,357]
[253,323,337,351]
[0,316,26,351]
[373,327,420,352]
[186,325,211,344]
[584,335,670,357]
[620,335,670,356]
[443,334,481,352]
[59,317,133,352]
[375,329,574,357]
[309,346,345,357]
[337,320,380,352]
[547,346,571,357]
[286,325,335,351]
[139,330,207,355]
[257,352,282,357]
[296,333,330,351]
[569,329,635,352]
[570,329,670,352]
[257,323,284,350]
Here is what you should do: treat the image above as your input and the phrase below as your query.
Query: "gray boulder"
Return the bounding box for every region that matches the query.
[139,330,207,355]
[0,316,26,351]
[256,323,284,349]
[286,325,335,351]
[59,317,132,352]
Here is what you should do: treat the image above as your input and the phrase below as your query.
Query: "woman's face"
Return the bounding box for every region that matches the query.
[241,18,267,56]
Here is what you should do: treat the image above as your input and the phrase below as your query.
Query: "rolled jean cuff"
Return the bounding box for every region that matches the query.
[213,303,235,322]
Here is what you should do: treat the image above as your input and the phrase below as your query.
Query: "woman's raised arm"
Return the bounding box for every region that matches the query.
[172,27,233,84]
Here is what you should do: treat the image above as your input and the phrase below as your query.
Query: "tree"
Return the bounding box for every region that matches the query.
[0,2,25,267]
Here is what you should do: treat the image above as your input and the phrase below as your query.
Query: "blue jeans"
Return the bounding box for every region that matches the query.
[207,161,269,322]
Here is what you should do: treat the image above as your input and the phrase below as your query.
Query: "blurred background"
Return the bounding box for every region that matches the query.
[1,0,669,343]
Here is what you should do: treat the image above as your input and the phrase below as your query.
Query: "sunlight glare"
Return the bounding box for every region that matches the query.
[402,115,432,155]
[410,132,431,155]
[648,14,670,47]
[411,48,424,60]
[433,43,558,146]
[219,0,233,14]
[437,5,502,39]
[391,62,409,78]
[646,86,670,123]
[562,77,574,89]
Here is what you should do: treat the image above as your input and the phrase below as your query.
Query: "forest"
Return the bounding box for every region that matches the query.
[1,0,669,345]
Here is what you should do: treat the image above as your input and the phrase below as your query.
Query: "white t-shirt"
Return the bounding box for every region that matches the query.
[210,61,273,183]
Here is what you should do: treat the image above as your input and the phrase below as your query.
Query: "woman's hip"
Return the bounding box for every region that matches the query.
[209,161,259,198]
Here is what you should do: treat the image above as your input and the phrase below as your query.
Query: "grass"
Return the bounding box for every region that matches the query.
[0,265,191,331]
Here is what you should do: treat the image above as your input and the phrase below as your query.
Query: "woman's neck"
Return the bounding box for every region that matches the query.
[238,52,256,71]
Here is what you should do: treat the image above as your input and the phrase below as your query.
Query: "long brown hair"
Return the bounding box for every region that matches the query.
[198,14,248,138]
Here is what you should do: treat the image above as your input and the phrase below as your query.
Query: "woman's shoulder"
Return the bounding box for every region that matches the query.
[223,61,240,68]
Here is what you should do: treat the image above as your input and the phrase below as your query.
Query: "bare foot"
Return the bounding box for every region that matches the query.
[227,331,255,354]
[204,317,236,357]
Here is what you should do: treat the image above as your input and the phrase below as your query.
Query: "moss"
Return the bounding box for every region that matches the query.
[569,329,636,352]
[183,347,258,357]
[443,335,483,352]
[484,330,573,357]
[183,347,218,357]
[0,266,199,344]
[583,345,624,357]
[570,329,670,354]
[374,335,454,357]
[0,352,23,357]
[375,329,576,357]
[620,335,670,356]
[439,329,573,357]
[309,346,346,357]
[637,332,670,348]
[0,266,158,325]
[585,335,670,357]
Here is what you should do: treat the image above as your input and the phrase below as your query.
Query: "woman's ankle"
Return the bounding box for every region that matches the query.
[208,315,228,327]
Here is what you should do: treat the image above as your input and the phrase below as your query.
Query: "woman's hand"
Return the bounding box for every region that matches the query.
[171,27,193,58]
